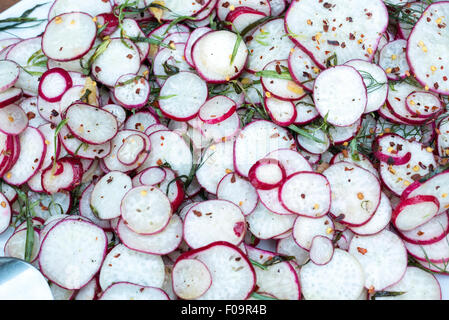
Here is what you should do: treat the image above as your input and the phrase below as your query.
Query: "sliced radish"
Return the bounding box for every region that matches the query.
[20,97,47,128]
[109,18,148,62]
[288,46,321,92]
[404,233,449,263]
[323,162,381,227]
[379,39,410,80]
[248,158,286,190]
[292,215,334,251]
[285,0,388,68]
[349,230,408,291]
[313,65,367,127]
[309,235,334,266]
[276,235,310,266]
[398,212,449,246]
[41,157,83,194]
[0,60,20,93]
[296,125,330,155]
[407,2,449,95]
[138,166,166,187]
[216,173,259,216]
[5,229,40,262]
[38,68,73,103]
[0,104,29,136]
[373,133,412,165]
[172,258,212,300]
[405,91,443,119]
[153,43,191,87]
[59,125,111,160]
[99,282,169,300]
[392,195,440,232]
[198,95,236,125]
[113,74,151,109]
[0,87,22,109]
[184,200,246,249]
[90,171,132,220]
[265,97,297,126]
[158,72,208,121]
[48,0,112,20]
[117,134,146,165]
[184,27,212,68]
[0,193,11,234]
[225,6,267,34]
[192,30,247,83]
[124,111,159,132]
[39,218,107,290]
[42,12,97,62]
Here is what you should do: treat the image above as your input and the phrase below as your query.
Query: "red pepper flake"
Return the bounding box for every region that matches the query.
[357,247,368,255]
[193,210,202,217]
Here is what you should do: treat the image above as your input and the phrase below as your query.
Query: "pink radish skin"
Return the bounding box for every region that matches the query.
[0,87,22,109]
[95,13,119,38]
[248,158,286,190]
[392,195,440,232]
[372,134,412,165]
[38,68,73,103]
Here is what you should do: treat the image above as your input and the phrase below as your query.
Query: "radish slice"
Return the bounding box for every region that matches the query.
[175,241,256,300]
[375,267,441,300]
[95,13,119,38]
[192,30,248,83]
[39,218,107,290]
[121,186,172,235]
[265,97,297,126]
[405,91,443,119]
[138,166,166,186]
[300,249,365,300]
[261,60,306,101]
[92,38,141,87]
[404,233,449,264]
[0,87,22,108]
[198,95,236,125]
[20,97,47,128]
[288,46,321,93]
[0,104,29,135]
[99,282,169,300]
[349,193,392,236]
[296,125,330,155]
[379,40,410,80]
[158,72,208,121]
[225,6,267,34]
[42,12,97,62]
[153,43,191,87]
[248,158,286,190]
[184,200,246,249]
[59,125,111,160]
[124,111,159,132]
[113,74,151,109]
[285,0,388,68]
[313,65,367,127]
[117,215,182,255]
[323,162,381,227]
[0,60,20,93]
[64,103,118,145]
[99,244,165,291]
[309,235,334,266]
[48,0,112,20]
[349,230,408,291]
[216,173,259,216]
[5,229,40,262]
[0,193,11,234]
[90,171,132,220]
[373,133,412,165]
[293,96,320,125]
[41,157,83,194]
[279,171,331,218]
[172,258,212,300]
[78,183,111,230]
[398,212,449,245]
[109,19,148,62]
[292,215,334,251]
[184,27,212,68]
[38,68,72,103]
[407,2,449,95]
[117,134,146,165]
[276,235,310,266]
[392,195,440,232]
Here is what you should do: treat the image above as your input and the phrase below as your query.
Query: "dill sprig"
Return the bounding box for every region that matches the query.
[358,70,387,94]
[0,3,48,33]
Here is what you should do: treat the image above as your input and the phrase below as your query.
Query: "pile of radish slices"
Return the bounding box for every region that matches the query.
[1,0,449,300]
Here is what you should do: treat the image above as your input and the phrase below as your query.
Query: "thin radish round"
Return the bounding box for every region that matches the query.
[172,258,212,300]
[216,173,259,216]
[248,158,286,190]
[292,215,334,251]
[117,134,146,166]
[405,91,443,119]
[0,87,22,109]
[0,104,29,136]
[309,235,334,266]
[99,282,169,300]
[0,60,20,93]
[184,27,212,68]
[378,39,410,80]
[265,97,297,127]
[48,0,112,20]
[41,157,83,194]
[392,195,440,232]
[198,95,236,125]
[398,212,449,246]
[288,46,321,93]
[0,193,11,234]
[113,74,151,109]
[38,68,73,103]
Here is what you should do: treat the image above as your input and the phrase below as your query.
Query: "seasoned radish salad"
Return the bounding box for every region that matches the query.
[1,0,449,300]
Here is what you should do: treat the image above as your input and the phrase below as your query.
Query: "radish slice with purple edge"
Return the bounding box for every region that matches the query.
[309,235,334,266]
[225,6,267,34]
[124,111,159,132]
[398,212,449,246]
[0,193,11,234]
[192,30,248,83]
[64,103,118,145]
[91,38,141,87]
[233,120,296,177]
[144,0,209,20]
[392,195,440,232]
[184,27,212,68]
[38,68,73,103]
[245,245,301,300]
[99,282,169,300]
[323,162,381,227]
[288,46,321,93]
[0,87,22,109]
[90,171,132,220]
[260,60,306,101]
[373,133,412,165]
[42,12,97,62]
[344,59,389,113]
[0,60,20,93]
[79,183,111,230]
[158,72,208,121]
[172,258,212,300]
[113,74,151,110]
[117,214,183,255]
[153,43,191,87]
[198,95,237,125]
[292,215,334,251]
[183,200,246,249]
[216,0,270,21]
[216,172,259,216]
[0,104,29,136]
[276,235,310,266]
[175,241,256,300]
[109,19,149,62]
[95,13,119,38]
[264,97,297,127]
[405,91,443,119]
[41,157,83,194]
[349,230,408,291]
[3,127,46,186]
[327,119,361,145]
[48,0,113,20]
[293,96,320,125]
[378,39,410,81]
[99,244,165,291]
[295,125,330,155]
[300,249,365,300]
[38,218,107,290]
[139,166,166,186]
[120,186,172,235]
[5,229,40,262]
[407,2,449,95]
[349,192,392,236]
[313,65,367,127]
[279,171,331,218]
[375,267,441,300]
[284,0,389,68]
[117,134,147,165]
[248,158,286,191]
